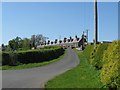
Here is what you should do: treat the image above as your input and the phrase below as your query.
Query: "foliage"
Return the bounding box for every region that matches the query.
[6,34,48,51]
[8,36,30,51]
[90,43,109,69]
[9,36,22,50]
[2,46,64,66]
[1,44,11,51]
[1,50,66,70]
[20,38,31,50]
[100,41,120,88]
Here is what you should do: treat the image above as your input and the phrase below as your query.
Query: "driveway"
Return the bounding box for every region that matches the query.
[2,48,80,88]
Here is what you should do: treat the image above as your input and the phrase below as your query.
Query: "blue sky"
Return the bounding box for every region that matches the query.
[118,2,120,40]
[2,2,118,45]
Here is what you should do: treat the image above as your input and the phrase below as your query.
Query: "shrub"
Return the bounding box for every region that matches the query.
[90,43,109,69]
[2,46,65,66]
[2,52,11,65]
[100,41,120,88]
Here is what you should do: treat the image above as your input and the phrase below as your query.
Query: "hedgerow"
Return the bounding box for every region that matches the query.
[90,43,109,69]
[100,41,120,88]
[2,46,65,66]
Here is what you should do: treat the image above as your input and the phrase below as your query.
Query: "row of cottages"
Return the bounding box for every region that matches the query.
[37,37,87,49]
[59,38,87,48]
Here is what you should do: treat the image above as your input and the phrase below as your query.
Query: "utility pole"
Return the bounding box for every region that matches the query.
[94,0,98,48]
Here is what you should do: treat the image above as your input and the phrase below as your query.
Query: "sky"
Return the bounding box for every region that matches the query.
[118,2,120,40]
[2,2,118,45]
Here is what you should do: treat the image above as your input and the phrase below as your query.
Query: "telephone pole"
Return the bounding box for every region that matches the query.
[94,0,98,48]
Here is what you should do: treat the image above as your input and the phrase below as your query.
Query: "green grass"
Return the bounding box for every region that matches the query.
[1,50,66,70]
[45,45,103,88]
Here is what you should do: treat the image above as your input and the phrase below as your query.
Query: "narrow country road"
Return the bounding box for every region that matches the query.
[2,48,80,88]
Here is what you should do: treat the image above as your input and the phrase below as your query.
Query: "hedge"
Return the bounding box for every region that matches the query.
[89,43,109,69]
[89,41,120,88]
[100,41,120,88]
[2,46,65,66]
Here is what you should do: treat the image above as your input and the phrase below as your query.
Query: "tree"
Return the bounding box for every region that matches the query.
[4,45,11,51]
[35,34,46,46]
[8,34,48,50]
[31,35,36,48]
[21,38,31,49]
[9,39,15,50]
[14,36,22,49]
[31,34,48,48]
[9,36,22,51]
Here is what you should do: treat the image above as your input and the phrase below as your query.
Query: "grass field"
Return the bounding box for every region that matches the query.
[45,45,103,88]
[1,50,66,70]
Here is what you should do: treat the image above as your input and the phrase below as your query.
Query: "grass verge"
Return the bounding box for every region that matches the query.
[45,45,103,88]
[1,50,66,70]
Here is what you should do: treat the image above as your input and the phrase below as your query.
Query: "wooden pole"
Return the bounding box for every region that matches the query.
[94,0,98,48]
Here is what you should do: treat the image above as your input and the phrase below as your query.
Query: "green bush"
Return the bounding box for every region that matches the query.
[0,51,2,65]
[2,46,65,66]
[100,41,120,88]
[90,43,109,69]
[2,52,11,65]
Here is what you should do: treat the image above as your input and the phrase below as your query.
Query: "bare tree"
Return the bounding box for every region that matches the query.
[31,35,36,48]
[35,34,48,46]
[31,34,48,48]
